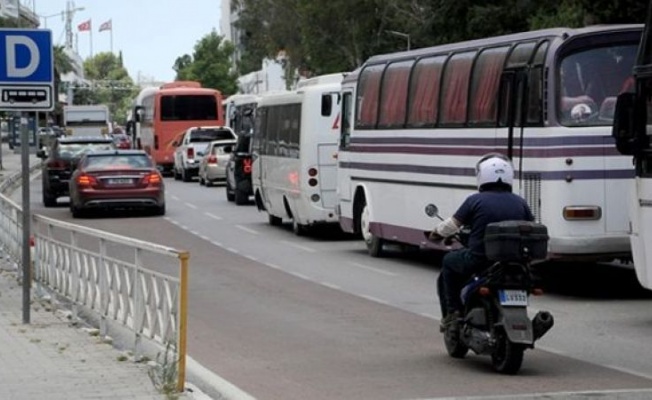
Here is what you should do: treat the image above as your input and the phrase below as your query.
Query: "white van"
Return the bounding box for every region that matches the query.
[252,73,344,235]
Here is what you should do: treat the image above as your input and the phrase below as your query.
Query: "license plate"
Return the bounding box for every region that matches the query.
[498,290,528,306]
[107,178,132,185]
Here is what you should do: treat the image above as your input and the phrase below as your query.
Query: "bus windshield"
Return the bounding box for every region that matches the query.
[559,44,637,126]
[160,95,218,121]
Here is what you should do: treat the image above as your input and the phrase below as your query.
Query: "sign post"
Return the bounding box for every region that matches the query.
[0,28,54,324]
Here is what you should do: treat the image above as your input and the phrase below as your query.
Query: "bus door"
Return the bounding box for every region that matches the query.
[316,92,340,209]
[496,68,529,196]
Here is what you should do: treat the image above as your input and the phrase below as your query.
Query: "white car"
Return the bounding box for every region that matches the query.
[198,140,236,186]
[172,126,237,182]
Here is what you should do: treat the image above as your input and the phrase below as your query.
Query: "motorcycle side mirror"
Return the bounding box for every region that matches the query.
[425,204,443,220]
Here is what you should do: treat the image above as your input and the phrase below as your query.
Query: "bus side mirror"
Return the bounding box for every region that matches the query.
[612,92,645,156]
[321,94,332,116]
[134,106,144,123]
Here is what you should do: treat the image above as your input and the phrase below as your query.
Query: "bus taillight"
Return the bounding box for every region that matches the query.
[563,206,602,220]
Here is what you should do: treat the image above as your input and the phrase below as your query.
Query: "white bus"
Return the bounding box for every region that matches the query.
[224,93,261,135]
[252,73,344,235]
[613,5,652,288]
[127,86,159,149]
[337,25,642,260]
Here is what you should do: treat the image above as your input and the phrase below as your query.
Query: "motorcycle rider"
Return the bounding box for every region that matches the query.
[430,153,535,330]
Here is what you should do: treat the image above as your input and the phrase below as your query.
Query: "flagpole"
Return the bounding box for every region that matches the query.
[110,26,113,53]
[90,25,94,58]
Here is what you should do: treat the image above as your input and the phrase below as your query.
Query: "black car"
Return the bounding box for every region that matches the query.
[225,131,253,205]
[37,136,115,207]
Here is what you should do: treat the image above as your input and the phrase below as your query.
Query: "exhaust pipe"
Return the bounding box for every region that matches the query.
[532,311,554,341]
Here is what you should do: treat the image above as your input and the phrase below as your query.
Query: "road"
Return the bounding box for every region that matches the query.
[26,175,652,400]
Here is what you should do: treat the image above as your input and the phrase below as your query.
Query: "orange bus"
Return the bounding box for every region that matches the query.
[133,81,225,174]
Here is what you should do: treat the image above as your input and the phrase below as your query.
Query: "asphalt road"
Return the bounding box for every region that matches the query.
[26,175,652,400]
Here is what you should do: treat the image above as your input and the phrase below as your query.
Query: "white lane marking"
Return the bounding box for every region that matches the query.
[288,271,310,280]
[236,225,259,235]
[199,235,210,241]
[185,202,198,209]
[348,261,397,277]
[211,241,223,247]
[170,195,179,201]
[320,282,342,291]
[180,225,189,230]
[266,263,281,270]
[227,247,239,254]
[190,230,200,236]
[359,294,389,305]
[244,255,258,262]
[205,212,223,220]
[280,240,316,253]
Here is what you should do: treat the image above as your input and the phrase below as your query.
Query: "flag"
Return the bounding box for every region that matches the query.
[78,19,91,32]
[99,20,112,32]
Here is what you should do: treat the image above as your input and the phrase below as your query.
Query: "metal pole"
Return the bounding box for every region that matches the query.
[20,113,31,324]
[176,251,189,393]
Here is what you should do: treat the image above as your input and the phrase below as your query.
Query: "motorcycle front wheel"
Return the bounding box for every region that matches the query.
[491,328,525,374]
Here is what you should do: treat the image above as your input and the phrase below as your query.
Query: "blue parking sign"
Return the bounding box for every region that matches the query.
[0,28,54,110]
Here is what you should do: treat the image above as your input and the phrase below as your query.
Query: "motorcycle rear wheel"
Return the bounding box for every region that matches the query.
[491,329,525,374]
[444,324,468,358]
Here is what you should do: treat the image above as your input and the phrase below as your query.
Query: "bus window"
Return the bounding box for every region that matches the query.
[407,55,446,127]
[559,44,638,126]
[526,41,550,125]
[506,42,537,68]
[340,91,353,150]
[440,51,476,125]
[469,47,509,125]
[379,60,413,128]
[356,64,384,128]
[160,95,218,121]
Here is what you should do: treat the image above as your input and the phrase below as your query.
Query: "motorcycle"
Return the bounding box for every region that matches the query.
[424,204,554,374]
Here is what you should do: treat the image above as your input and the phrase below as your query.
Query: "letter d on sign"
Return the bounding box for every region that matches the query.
[6,36,39,78]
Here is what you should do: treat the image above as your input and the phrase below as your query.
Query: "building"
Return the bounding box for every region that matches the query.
[0,0,39,26]
[220,0,286,94]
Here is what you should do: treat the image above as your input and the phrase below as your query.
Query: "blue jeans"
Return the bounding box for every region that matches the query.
[437,248,488,316]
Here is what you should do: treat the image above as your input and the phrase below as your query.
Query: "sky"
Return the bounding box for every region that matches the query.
[32,0,223,83]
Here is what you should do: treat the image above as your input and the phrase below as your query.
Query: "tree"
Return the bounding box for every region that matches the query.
[79,52,138,123]
[173,30,239,95]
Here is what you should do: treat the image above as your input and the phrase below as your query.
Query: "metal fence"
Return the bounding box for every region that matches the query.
[0,170,188,392]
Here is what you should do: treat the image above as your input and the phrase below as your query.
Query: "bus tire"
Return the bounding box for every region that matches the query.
[268,214,282,226]
[360,201,384,257]
[292,219,307,236]
[226,180,235,202]
[182,168,192,182]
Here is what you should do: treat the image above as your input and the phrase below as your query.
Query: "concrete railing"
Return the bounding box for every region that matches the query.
[0,169,189,392]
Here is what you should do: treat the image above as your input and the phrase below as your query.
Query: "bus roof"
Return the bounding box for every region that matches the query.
[160,81,202,89]
[296,73,346,88]
[224,93,261,105]
[364,24,643,66]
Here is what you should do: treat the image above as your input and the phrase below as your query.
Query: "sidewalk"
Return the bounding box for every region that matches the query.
[0,143,194,400]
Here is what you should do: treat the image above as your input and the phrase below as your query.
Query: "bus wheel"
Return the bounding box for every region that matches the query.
[360,202,384,257]
[292,219,307,236]
[268,214,282,226]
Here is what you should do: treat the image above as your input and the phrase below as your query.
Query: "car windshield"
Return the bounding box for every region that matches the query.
[57,142,114,159]
[83,154,153,169]
[189,129,235,143]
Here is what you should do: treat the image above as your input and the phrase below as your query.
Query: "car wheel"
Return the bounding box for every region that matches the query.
[235,187,248,205]
[182,168,192,182]
[43,191,57,207]
[70,203,84,218]
[360,201,384,257]
[225,180,235,202]
[155,204,166,216]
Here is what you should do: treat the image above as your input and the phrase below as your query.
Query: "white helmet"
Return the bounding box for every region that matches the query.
[476,153,514,190]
